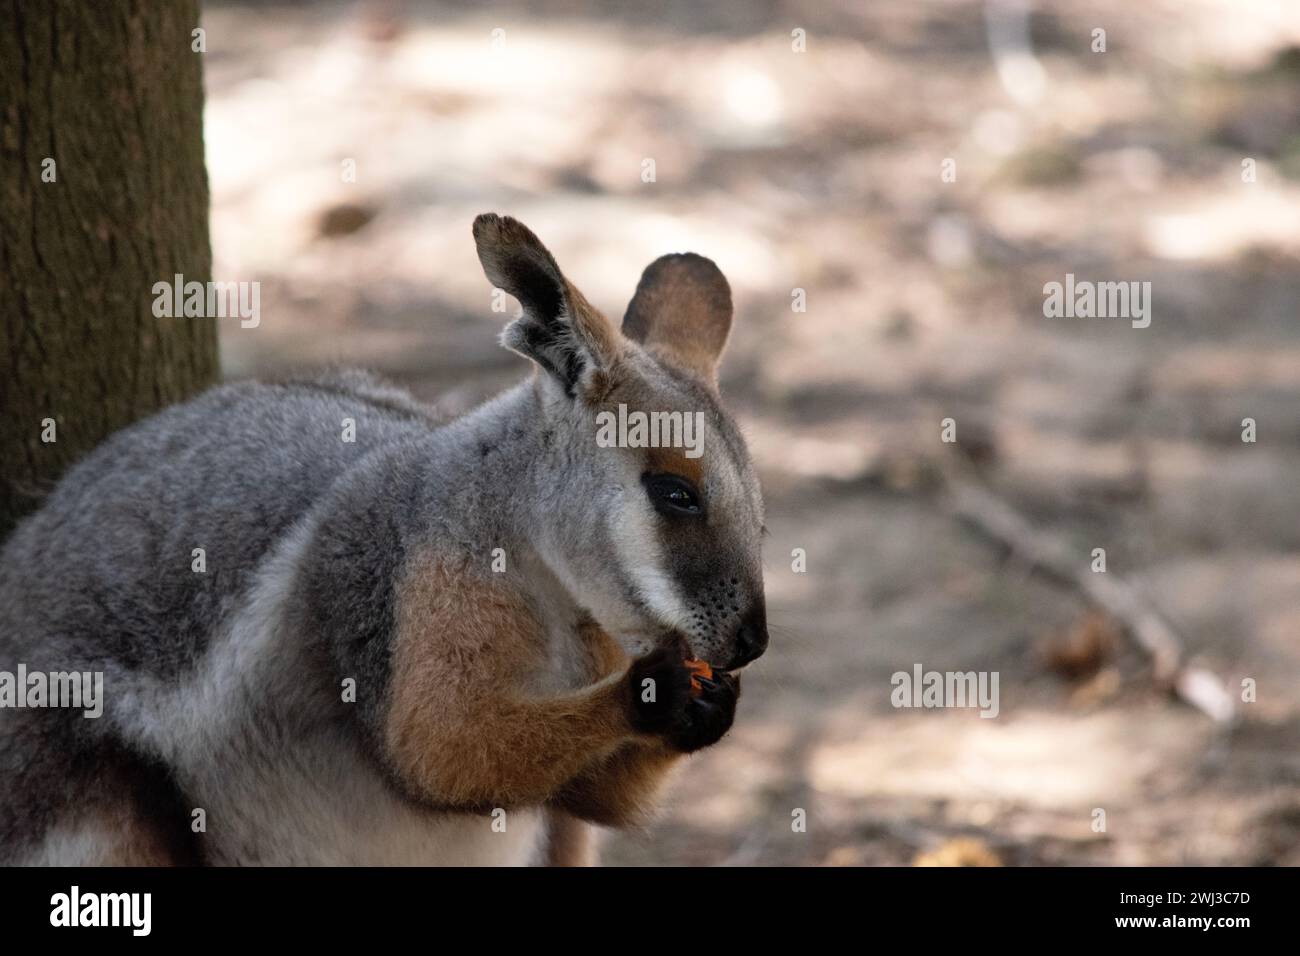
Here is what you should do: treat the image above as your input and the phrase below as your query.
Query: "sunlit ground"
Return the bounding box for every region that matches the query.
[204,0,1300,864]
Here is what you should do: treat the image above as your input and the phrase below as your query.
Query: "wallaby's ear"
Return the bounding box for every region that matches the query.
[621,253,732,385]
[473,213,621,398]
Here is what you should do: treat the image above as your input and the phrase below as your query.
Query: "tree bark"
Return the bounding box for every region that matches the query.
[0,0,217,538]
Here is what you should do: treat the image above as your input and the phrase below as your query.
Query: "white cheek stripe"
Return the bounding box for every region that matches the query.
[614,495,692,630]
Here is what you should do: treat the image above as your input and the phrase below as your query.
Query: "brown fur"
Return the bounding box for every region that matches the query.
[78,805,180,866]
[385,556,685,861]
[552,739,682,828]
[622,253,732,383]
[596,369,708,484]
[385,554,687,825]
[549,617,685,833]
[563,279,625,370]
[29,772,191,866]
[645,444,705,486]
[576,613,631,678]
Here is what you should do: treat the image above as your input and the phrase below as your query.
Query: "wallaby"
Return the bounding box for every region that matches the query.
[0,214,768,866]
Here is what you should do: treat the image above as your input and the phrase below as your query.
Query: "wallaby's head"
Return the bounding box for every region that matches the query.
[473,213,767,671]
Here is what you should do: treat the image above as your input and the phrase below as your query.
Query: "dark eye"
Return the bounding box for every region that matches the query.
[642,473,703,517]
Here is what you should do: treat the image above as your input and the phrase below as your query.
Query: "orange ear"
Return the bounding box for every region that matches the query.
[621,253,732,385]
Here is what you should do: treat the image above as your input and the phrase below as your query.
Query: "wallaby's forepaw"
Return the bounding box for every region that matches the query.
[668,665,739,753]
[626,643,740,753]
[626,645,692,735]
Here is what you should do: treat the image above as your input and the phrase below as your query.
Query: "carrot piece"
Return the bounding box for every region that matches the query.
[685,658,713,695]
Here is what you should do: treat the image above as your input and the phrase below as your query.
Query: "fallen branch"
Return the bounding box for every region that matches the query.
[939,461,1235,724]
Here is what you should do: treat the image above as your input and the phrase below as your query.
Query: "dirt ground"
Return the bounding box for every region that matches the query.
[203,0,1300,865]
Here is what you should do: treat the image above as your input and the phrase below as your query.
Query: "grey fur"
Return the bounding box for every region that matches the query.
[0,224,766,865]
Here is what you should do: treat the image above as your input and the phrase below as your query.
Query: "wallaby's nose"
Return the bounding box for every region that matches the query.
[728,602,769,669]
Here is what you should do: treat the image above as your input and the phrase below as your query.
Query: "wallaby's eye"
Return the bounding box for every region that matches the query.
[642,473,703,517]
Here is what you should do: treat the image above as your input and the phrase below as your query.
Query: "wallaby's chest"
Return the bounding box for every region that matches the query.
[184,729,548,865]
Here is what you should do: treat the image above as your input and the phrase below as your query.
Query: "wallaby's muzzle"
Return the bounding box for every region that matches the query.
[727,601,769,670]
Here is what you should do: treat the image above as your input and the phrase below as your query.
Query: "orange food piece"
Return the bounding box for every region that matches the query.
[685,658,713,695]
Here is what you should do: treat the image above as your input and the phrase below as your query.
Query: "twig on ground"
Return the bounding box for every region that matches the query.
[939,460,1236,724]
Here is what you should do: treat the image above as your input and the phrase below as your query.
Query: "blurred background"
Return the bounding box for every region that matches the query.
[203,0,1300,864]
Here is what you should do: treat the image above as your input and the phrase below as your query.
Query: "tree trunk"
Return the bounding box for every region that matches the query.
[0,0,217,538]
